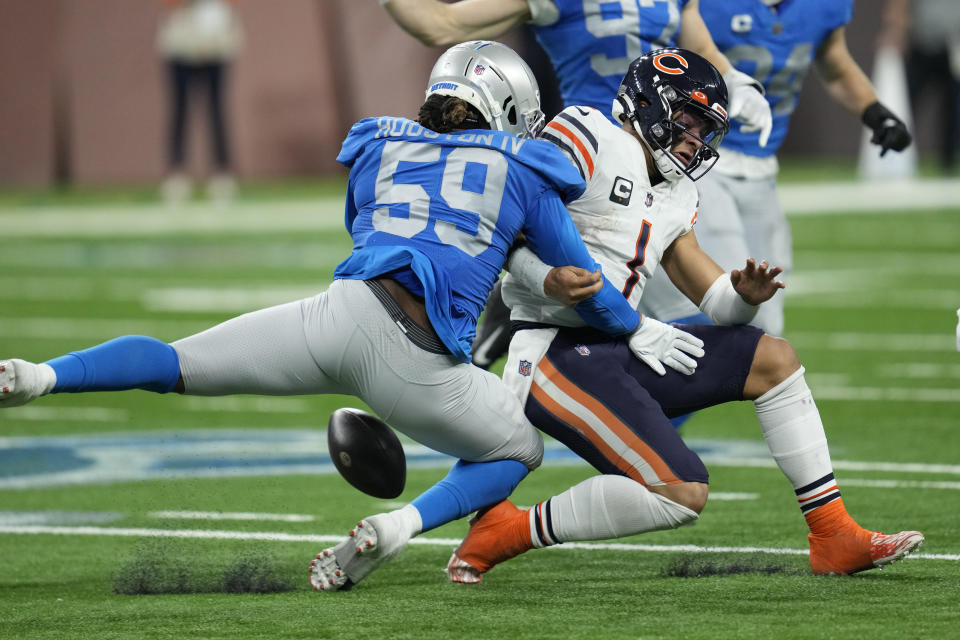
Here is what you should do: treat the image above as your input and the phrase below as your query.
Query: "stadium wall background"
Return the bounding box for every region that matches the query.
[0,0,923,186]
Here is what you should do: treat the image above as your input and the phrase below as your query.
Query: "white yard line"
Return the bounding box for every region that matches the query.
[703,457,960,475]
[0,524,953,561]
[779,178,960,215]
[787,332,954,352]
[839,479,960,490]
[0,202,346,238]
[0,178,956,240]
[149,510,315,522]
[809,386,960,403]
[7,406,129,423]
[140,287,328,313]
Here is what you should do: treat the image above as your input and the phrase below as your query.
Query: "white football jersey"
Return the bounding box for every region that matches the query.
[503,106,699,326]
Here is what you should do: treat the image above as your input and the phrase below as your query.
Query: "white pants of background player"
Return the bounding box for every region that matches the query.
[173,278,544,468]
[639,161,791,337]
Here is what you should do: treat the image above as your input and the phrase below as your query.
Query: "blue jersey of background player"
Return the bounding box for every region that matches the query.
[699,0,851,155]
[333,115,639,362]
[530,0,690,117]
[381,0,772,132]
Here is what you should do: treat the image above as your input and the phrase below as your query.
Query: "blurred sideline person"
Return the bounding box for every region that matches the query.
[0,41,689,593]
[882,0,960,174]
[640,0,913,340]
[378,0,775,369]
[157,0,244,204]
[436,49,923,583]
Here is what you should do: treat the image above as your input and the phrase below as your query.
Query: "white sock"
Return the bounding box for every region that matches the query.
[395,503,423,538]
[528,475,698,547]
[1,360,57,408]
[754,366,841,513]
[37,363,57,394]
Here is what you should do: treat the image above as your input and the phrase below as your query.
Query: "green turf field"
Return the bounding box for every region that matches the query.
[1,181,958,639]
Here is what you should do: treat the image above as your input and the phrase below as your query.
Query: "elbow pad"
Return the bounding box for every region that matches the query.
[698,273,758,326]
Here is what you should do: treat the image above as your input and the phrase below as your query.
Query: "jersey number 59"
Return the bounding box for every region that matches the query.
[372,140,507,257]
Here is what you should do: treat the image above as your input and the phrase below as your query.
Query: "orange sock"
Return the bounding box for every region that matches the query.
[455,500,533,573]
[804,497,861,536]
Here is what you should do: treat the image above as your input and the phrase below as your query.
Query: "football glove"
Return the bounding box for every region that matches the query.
[627,317,705,376]
[862,101,912,157]
[723,68,773,148]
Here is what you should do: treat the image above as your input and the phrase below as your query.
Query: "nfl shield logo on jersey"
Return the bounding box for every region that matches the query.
[518,359,532,376]
[645,192,654,207]
[574,345,591,356]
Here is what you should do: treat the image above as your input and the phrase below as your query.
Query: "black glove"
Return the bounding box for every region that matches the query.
[861,101,912,157]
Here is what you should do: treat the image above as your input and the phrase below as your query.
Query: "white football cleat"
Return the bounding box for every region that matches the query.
[445,552,484,584]
[309,512,411,592]
[0,359,56,408]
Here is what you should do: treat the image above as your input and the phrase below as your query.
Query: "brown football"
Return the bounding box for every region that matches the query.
[327,408,406,499]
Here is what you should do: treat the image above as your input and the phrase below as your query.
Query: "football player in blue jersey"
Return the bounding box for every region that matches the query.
[1,41,710,592]
[639,0,912,339]
[379,0,776,368]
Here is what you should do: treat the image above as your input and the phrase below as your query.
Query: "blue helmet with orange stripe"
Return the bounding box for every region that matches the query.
[612,48,729,182]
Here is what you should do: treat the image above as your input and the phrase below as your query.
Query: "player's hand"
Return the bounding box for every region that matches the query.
[862,101,912,157]
[544,267,603,305]
[730,258,785,305]
[723,69,772,147]
[627,316,705,376]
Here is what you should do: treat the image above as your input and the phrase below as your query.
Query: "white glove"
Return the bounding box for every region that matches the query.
[723,68,772,148]
[627,317,705,376]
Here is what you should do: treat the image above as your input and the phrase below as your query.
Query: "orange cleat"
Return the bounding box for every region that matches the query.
[809,527,924,575]
[445,499,533,584]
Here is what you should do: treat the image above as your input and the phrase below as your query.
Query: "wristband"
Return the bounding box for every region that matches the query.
[698,272,758,325]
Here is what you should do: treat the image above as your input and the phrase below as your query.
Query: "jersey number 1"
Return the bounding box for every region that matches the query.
[622,219,652,299]
[373,140,507,257]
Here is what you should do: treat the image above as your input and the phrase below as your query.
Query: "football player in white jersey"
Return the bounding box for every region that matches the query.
[379,0,775,369]
[441,48,923,583]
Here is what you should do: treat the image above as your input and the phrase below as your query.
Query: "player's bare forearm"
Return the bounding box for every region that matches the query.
[815,27,877,117]
[730,258,785,305]
[661,231,725,307]
[677,0,732,75]
[382,0,531,47]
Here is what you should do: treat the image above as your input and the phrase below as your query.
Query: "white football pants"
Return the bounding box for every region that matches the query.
[172,278,544,469]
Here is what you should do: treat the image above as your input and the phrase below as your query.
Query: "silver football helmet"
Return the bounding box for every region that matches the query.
[425,41,545,139]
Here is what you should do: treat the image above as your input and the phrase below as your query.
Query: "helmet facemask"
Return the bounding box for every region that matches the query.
[643,85,728,182]
[613,48,730,183]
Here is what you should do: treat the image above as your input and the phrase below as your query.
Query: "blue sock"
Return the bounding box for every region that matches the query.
[46,335,181,394]
[670,412,694,430]
[411,459,529,533]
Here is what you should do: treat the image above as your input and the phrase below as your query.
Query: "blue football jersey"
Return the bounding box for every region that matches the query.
[334,117,639,362]
[699,0,853,155]
[532,0,692,121]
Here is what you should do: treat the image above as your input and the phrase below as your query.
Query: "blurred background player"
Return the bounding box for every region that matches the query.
[378,0,775,369]
[639,0,914,341]
[157,0,244,204]
[0,41,653,592]
[881,0,960,175]
[440,49,924,583]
